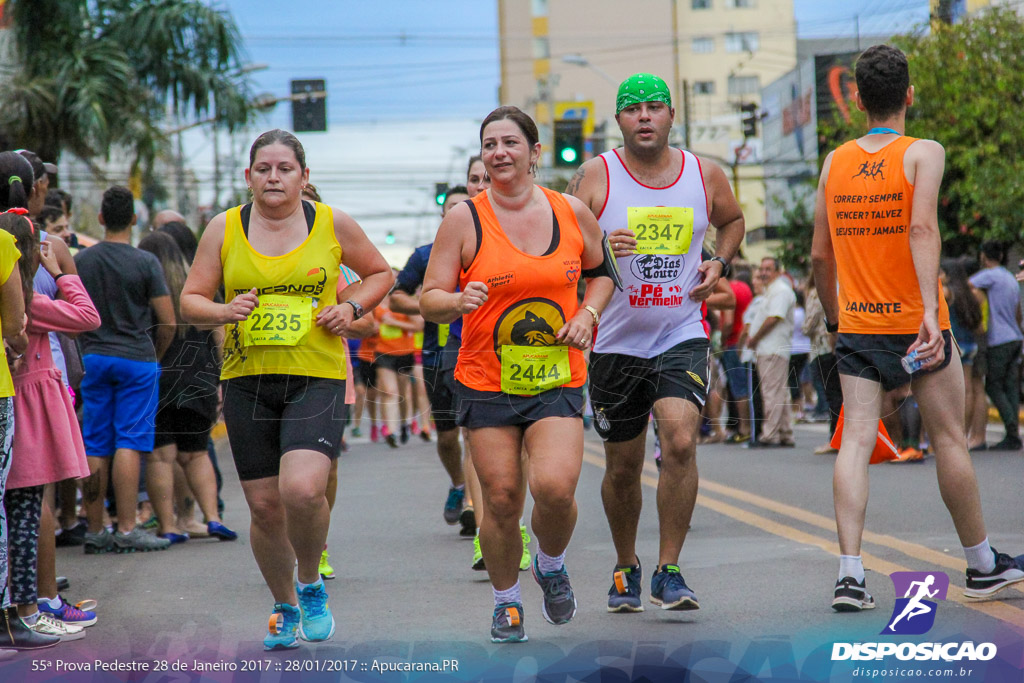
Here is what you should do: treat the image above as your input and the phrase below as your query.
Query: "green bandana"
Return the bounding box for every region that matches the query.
[616,73,672,114]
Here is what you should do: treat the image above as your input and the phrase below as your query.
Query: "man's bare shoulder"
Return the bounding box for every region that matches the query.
[906,138,945,159]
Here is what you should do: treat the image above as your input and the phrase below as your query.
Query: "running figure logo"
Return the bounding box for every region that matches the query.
[883,571,949,635]
[852,159,886,181]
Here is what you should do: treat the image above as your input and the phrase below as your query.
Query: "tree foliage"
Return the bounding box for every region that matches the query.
[818,7,1024,253]
[0,0,255,172]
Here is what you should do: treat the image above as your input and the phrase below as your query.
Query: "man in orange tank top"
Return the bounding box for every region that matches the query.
[812,44,1024,613]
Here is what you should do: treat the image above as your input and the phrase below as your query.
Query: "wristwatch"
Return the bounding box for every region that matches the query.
[825,318,839,334]
[709,256,731,277]
[344,299,365,320]
[583,305,600,326]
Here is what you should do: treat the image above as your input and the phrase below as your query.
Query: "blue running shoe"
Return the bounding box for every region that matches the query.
[207,521,238,541]
[607,562,644,613]
[650,564,699,610]
[531,557,577,625]
[443,487,465,525]
[263,603,300,650]
[297,581,336,642]
[491,602,527,643]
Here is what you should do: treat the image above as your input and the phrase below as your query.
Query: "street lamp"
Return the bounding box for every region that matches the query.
[561,54,618,87]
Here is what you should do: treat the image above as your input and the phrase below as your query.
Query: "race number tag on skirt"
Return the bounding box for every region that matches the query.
[628,206,694,255]
[243,295,312,346]
[500,345,570,395]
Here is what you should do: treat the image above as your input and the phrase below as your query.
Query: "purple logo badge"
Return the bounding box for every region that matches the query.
[883,571,949,635]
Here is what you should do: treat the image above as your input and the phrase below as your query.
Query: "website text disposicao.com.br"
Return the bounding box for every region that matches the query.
[850,665,978,679]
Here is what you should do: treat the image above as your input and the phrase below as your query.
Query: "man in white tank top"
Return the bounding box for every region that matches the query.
[568,73,745,612]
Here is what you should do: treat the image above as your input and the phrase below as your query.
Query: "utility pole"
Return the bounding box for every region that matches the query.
[683,79,692,149]
[671,0,682,126]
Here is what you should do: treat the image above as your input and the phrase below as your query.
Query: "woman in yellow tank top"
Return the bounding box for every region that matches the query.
[422,107,613,644]
[181,130,393,650]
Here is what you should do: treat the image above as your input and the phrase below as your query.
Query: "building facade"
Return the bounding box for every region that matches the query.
[497,0,798,240]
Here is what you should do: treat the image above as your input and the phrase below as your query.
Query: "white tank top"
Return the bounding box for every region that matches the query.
[594,148,711,357]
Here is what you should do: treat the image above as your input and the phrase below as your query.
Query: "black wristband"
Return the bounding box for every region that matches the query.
[825,318,839,334]
[54,273,68,282]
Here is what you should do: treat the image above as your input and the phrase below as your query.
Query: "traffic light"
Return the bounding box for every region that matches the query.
[291,79,327,132]
[434,182,448,206]
[553,119,584,168]
[740,102,758,139]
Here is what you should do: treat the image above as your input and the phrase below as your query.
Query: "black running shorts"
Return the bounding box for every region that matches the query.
[222,374,347,481]
[588,338,710,443]
[423,363,458,433]
[835,330,953,392]
[153,404,212,453]
[454,381,584,430]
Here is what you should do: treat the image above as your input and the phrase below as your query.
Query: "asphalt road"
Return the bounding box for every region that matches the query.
[3,419,1024,682]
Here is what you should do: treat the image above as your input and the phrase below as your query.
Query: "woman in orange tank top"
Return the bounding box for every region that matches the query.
[421,106,614,643]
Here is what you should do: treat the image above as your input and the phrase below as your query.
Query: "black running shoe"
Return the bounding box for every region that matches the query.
[832,576,876,612]
[965,549,1024,598]
[490,602,527,643]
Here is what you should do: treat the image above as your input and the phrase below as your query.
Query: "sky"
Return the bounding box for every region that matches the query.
[218,0,931,128]
[182,0,931,252]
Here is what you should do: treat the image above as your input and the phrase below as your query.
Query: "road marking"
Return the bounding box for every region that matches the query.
[581,444,1024,631]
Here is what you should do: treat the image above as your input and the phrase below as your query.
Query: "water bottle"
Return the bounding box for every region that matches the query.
[901,349,923,374]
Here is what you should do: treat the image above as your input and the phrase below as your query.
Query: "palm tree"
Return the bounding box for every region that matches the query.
[0,0,255,170]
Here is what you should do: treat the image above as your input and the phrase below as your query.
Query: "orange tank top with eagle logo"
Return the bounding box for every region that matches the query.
[455,186,587,395]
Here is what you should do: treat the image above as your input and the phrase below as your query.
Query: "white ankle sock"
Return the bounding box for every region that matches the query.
[537,550,565,575]
[22,612,39,626]
[839,555,865,583]
[493,581,522,606]
[296,577,323,592]
[964,538,996,573]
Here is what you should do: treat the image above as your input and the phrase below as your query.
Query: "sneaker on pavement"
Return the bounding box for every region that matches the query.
[832,576,876,611]
[531,557,577,625]
[83,528,114,555]
[297,581,335,642]
[893,447,924,463]
[990,437,1023,451]
[607,562,644,613]
[519,526,532,572]
[30,613,85,641]
[472,535,486,571]
[113,528,171,553]
[459,507,476,537]
[965,550,1024,598]
[443,487,466,525]
[490,602,527,643]
[55,521,87,547]
[159,532,189,545]
[400,424,410,444]
[319,549,336,580]
[38,597,96,627]
[351,426,363,438]
[263,603,300,651]
[650,564,699,610]
[369,425,379,443]
[207,521,238,541]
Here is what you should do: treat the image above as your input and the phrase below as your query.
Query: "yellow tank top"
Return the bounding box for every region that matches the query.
[0,232,20,397]
[220,202,347,380]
